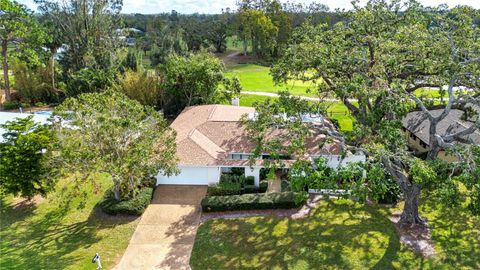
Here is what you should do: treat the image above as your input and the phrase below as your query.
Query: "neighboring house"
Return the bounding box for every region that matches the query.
[156,104,365,186]
[402,106,480,161]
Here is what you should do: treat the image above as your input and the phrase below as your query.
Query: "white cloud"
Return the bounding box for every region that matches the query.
[17,0,480,14]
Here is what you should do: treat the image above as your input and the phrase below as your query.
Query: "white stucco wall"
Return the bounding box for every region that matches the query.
[318,154,367,169]
[156,165,220,185]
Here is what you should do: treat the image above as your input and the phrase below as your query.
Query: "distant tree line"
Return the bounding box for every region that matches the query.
[119,0,346,60]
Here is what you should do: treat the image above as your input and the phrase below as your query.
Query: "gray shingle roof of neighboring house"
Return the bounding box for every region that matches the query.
[402,106,480,146]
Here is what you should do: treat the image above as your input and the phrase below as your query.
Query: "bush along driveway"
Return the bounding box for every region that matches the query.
[114,185,207,270]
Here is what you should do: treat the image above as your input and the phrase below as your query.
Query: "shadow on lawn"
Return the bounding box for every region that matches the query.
[190,198,451,270]
[0,197,38,230]
[419,198,480,269]
[0,187,137,270]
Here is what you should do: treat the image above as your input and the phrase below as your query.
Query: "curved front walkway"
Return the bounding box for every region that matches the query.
[114,185,207,270]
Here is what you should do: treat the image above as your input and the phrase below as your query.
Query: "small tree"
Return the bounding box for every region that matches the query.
[159,52,231,115]
[53,90,179,201]
[116,70,162,108]
[0,0,45,101]
[0,116,58,199]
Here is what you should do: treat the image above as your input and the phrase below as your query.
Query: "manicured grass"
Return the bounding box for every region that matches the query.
[0,175,139,270]
[191,197,480,269]
[226,64,318,97]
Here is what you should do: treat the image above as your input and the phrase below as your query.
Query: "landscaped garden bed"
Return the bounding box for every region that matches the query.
[99,186,153,215]
[206,172,269,196]
[99,177,156,216]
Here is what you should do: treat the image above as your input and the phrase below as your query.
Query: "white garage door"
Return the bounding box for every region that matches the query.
[156,166,219,185]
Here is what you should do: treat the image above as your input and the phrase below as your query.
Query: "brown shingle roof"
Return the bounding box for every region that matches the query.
[171,105,342,166]
[402,109,480,146]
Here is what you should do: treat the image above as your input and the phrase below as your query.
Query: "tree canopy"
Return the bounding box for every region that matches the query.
[52,90,179,201]
[0,116,58,199]
[1,0,45,101]
[272,0,480,224]
[35,0,123,71]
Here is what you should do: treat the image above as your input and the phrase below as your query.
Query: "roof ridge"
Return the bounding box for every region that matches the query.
[207,105,218,122]
[189,128,225,159]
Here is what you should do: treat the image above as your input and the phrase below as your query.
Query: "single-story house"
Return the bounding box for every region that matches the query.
[402,106,480,161]
[156,104,365,186]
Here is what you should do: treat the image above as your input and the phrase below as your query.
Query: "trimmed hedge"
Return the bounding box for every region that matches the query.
[99,187,153,215]
[245,176,255,185]
[207,181,241,196]
[244,185,258,194]
[201,192,307,212]
[208,175,268,196]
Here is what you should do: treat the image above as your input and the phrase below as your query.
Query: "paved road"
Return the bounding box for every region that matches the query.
[114,185,207,270]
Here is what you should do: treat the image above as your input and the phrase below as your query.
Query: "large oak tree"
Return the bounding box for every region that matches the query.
[272,0,480,225]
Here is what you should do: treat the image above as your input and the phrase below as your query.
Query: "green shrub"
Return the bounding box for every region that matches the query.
[260,168,271,180]
[238,175,246,185]
[244,185,258,194]
[207,181,241,196]
[468,185,480,215]
[220,173,248,186]
[99,187,153,215]
[245,176,255,185]
[294,191,309,206]
[2,101,21,110]
[201,192,304,212]
[259,180,268,193]
[13,61,60,105]
[281,179,292,192]
[65,68,115,97]
[230,167,245,176]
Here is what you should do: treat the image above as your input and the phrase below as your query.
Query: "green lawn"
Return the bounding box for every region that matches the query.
[0,175,139,270]
[191,197,480,269]
[226,64,318,97]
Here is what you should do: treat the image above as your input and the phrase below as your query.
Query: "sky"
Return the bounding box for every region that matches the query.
[18,0,480,14]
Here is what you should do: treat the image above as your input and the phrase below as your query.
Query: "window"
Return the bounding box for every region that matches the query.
[231,154,242,160]
[229,153,251,160]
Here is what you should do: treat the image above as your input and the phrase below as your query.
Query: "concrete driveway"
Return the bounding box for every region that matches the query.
[114,185,207,270]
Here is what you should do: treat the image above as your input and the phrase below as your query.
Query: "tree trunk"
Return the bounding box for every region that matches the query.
[243,38,248,56]
[400,183,424,224]
[426,119,441,160]
[2,40,10,102]
[50,48,57,90]
[426,146,440,160]
[382,156,425,226]
[113,179,122,201]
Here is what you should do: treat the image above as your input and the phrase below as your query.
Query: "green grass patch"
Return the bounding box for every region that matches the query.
[191,197,480,269]
[0,175,139,270]
[226,64,318,97]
